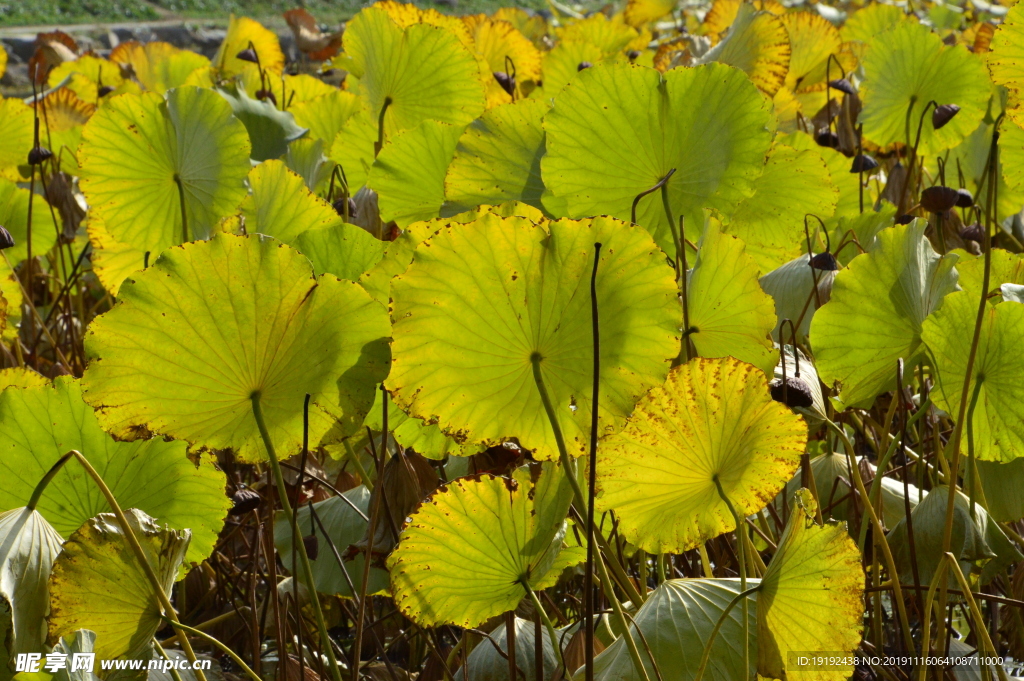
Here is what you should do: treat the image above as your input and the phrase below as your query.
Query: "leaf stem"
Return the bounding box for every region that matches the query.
[630,168,675,226]
[693,584,761,681]
[27,450,74,510]
[250,393,343,681]
[713,476,748,678]
[159,617,262,681]
[522,580,566,671]
[585,242,601,681]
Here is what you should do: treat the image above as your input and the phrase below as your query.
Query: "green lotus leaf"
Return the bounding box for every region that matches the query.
[859,21,990,156]
[328,111,379,200]
[757,490,863,681]
[78,86,251,254]
[48,509,189,663]
[113,42,210,95]
[952,247,1024,306]
[540,40,612,97]
[364,390,477,460]
[888,485,1021,590]
[0,97,33,182]
[542,61,773,253]
[367,119,463,227]
[778,131,864,228]
[1000,119,1024,194]
[811,220,960,410]
[458,616,558,681]
[589,579,758,681]
[387,463,574,628]
[386,214,679,459]
[922,289,1024,462]
[989,1,1024,127]
[85,216,148,298]
[695,2,791,97]
[216,87,307,162]
[81,233,391,461]
[827,206,898,265]
[214,15,284,79]
[0,509,63,658]
[240,159,341,244]
[290,91,364,153]
[343,6,487,138]
[722,143,838,274]
[273,486,388,598]
[0,377,228,566]
[295,222,387,282]
[284,137,333,194]
[597,357,806,553]
[760,254,835,341]
[977,457,1024,522]
[0,179,59,265]
[940,117,1024,226]
[687,220,778,373]
[840,2,908,43]
[0,258,20,344]
[0,368,47,390]
[444,98,548,213]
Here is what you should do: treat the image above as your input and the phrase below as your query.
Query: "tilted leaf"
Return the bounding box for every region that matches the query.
[295,222,387,282]
[0,509,63,657]
[217,87,307,162]
[241,159,341,244]
[696,3,791,97]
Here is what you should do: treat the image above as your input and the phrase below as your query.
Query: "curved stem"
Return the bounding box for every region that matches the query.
[251,395,343,681]
[713,476,748,678]
[630,168,675,226]
[693,584,761,681]
[374,97,393,157]
[522,580,566,671]
[27,450,74,510]
[159,617,262,681]
[63,451,207,681]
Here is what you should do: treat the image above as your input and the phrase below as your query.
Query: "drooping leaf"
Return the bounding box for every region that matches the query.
[922,289,1024,462]
[81,234,391,462]
[0,377,228,566]
[48,509,189,663]
[386,214,679,459]
[686,220,778,373]
[0,508,63,658]
[216,87,307,162]
[810,220,960,409]
[343,5,487,137]
[859,21,990,156]
[444,98,548,212]
[760,254,835,341]
[542,61,773,253]
[757,491,863,681]
[78,86,251,253]
[596,357,806,553]
[273,486,388,598]
[592,579,758,681]
[367,119,463,227]
[387,463,574,628]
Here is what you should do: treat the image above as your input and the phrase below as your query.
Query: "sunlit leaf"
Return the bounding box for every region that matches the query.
[81,234,391,461]
[596,357,806,553]
[48,56,123,104]
[214,15,284,78]
[109,41,210,94]
[290,90,363,152]
[241,159,341,243]
[295,222,387,282]
[696,3,791,98]
[701,0,784,41]
[0,179,60,265]
[463,15,541,104]
[0,508,63,658]
[810,220,960,409]
[217,86,307,162]
[388,463,574,628]
[988,0,1024,127]
[0,96,33,182]
[386,214,679,459]
[623,0,677,28]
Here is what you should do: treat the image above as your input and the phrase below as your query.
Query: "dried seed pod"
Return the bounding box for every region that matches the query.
[255,89,278,106]
[814,128,840,149]
[955,188,974,208]
[769,376,815,409]
[0,226,14,250]
[27,146,53,165]
[302,534,319,561]
[896,214,916,225]
[236,47,259,63]
[932,104,960,130]
[960,222,985,243]
[809,251,839,271]
[627,50,641,62]
[577,61,593,71]
[827,78,856,96]
[493,71,515,96]
[332,196,358,219]
[849,154,879,174]
[920,186,960,213]
[229,487,261,515]
[97,85,115,97]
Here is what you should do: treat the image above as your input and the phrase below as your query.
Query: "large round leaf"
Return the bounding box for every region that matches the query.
[445,98,548,213]
[0,178,59,265]
[0,96,33,182]
[859,21,990,156]
[290,91,364,152]
[110,41,210,94]
[542,61,772,252]
[687,221,778,373]
[989,0,1024,127]
[922,290,1024,462]
[695,3,791,97]
[810,220,960,409]
[78,86,251,253]
[343,5,487,137]
[240,159,341,244]
[388,464,574,628]
[591,578,758,681]
[0,377,228,566]
[386,214,680,459]
[81,234,391,461]
[48,509,189,663]
[757,491,863,681]
[596,357,806,553]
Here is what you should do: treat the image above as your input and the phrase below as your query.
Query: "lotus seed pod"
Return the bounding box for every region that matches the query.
[97,85,115,97]
[229,488,261,516]
[27,146,53,165]
[255,88,278,105]
[809,251,839,271]
[0,226,14,250]
[932,104,960,129]
[814,128,840,149]
[332,196,358,220]
[493,71,515,96]
[236,47,259,63]
[770,376,815,409]
[960,222,985,242]
[627,50,641,61]
[896,214,915,225]
[850,154,879,173]
[955,188,974,208]
[577,61,593,71]
[302,533,319,561]
[920,186,960,213]
[828,78,857,96]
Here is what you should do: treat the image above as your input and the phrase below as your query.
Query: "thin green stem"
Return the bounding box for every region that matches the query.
[966,376,984,519]
[343,438,375,490]
[944,554,1009,681]
[27,451,74,510]
[251,394,343,681]
[693,585,760,681]
[374,97,393,156]
[522,581,566,671]
[64,451,207,681]
[713,476,748,678]
[159,618,262,681]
